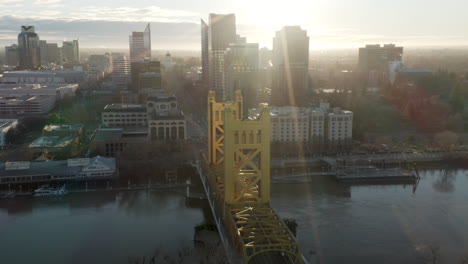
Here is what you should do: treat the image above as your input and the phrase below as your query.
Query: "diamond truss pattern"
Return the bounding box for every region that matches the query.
[206,90,303,263]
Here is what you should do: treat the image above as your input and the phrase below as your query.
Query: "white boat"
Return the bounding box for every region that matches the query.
[33,185,68,197]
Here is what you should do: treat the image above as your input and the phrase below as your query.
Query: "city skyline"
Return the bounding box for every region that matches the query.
[0,0,467,49]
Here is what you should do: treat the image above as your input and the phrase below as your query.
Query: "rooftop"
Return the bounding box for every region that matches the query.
[103,104,147,112]
[29,136,75,149]
[0,156,116,178]
[43,123,84,133]
[92,128,123,142]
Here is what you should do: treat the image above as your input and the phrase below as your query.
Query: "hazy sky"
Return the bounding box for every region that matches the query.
[0,0,467,50]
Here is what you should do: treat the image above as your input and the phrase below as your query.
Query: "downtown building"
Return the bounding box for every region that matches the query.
[0,156,118,186]
[203,14,237,101]
[5,44,19,67]
[62,40,80,63]
[358,44,403,73]
[249,103,353,150]
[147,92,186,141]
[129,23,151,63]
[272,26,309,106]
[111,56,131,88]
[17,26,41,70]
[223,42,260,114]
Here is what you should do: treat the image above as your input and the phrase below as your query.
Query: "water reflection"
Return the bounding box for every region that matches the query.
[432,169,455,193]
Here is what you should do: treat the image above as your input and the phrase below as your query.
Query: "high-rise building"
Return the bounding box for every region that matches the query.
[129,23,151,63]
[272,26,309,106]
[224,43,259,113]
[112,56,131,87]
[358,44,403,72]
[131,61,161,92]
[5,44,19,67]
[62,40,80,63]
[208,14,237,100]
[39,40,48,65]
[201,19,209,88]
[46,43,60,64]
[17,26,41,70]
[259,47,272,69]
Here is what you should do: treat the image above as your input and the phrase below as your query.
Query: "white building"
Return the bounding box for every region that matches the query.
[0,119,18,146]
[1,70,86,84]
[269,106,309,142]
[0,95,56,115]
[102,104,148,128]
[0,84,77,99]
[249,103,353,148]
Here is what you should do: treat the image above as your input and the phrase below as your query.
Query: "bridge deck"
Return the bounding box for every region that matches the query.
[197,160,303,264]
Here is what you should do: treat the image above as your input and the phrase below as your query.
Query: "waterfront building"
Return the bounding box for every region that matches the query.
[17,26,41,70]
[5,44,19,67]
[29,123,84,159]
[0,119,18,147]
[0,156,118,185]
[249,103,353,148]
[272,26,309,106]
[129,23,151,63]
[358,44,403,73]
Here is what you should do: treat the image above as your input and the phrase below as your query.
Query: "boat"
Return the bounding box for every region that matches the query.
[33,185,68,197]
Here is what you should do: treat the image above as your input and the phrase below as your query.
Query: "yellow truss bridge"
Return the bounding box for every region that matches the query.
[196,90,305,263]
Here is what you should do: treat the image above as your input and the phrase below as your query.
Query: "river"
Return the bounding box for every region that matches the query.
[0,168,467,264]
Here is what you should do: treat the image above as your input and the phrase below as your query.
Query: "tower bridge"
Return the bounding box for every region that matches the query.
[196,90,304,263]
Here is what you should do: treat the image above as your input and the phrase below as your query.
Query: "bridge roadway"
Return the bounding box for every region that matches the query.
[196,160,306,264]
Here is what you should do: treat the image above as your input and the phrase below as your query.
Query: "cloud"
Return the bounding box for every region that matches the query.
[34,0,61,3]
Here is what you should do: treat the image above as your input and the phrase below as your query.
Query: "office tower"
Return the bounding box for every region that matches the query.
[224,43,259,113]
[17,26,41,70]
[131,61,161,91]
[88,54,112,77]
[112,56,131,87]
[208,13,237,100]
[358,44,403,72]
[46,43,60,64]
[259,47,272,69]
[272,26,309,106]
[39,40,48,65]
[62,40,80,63]
[5,44,19,67]
[201,19,209,87]
[129,23,151,63]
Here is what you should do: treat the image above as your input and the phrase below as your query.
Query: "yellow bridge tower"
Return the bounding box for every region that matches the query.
[205,90,303,263]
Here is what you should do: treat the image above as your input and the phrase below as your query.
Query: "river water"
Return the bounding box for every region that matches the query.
[0,169,467,264]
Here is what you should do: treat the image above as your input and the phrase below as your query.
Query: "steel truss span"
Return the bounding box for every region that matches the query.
[204,90,304,263]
